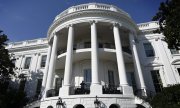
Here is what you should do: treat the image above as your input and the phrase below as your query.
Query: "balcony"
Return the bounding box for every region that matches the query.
[102,85,122,94]
[74,86,90,95]
[46,89,59,97]
[57,42,131,55]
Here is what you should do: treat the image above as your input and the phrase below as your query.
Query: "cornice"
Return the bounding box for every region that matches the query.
[8,44,48,53]
[47,9,138,40]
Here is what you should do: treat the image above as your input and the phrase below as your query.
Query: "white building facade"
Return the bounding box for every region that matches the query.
[7,3,180,108]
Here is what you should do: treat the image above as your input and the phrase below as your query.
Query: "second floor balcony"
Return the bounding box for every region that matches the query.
[57,42,131,56]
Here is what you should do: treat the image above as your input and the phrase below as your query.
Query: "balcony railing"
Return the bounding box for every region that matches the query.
[74,86,90,95]
[102,85,122,94]
[46,89,59,97]
[57,42,131,55]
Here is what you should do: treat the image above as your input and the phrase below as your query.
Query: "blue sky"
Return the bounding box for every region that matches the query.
[0,0,165,42]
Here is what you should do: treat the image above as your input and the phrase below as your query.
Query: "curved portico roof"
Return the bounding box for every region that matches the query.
[47,3,138,41]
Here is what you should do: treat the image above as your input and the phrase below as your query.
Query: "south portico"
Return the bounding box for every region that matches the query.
[41,19,146,98]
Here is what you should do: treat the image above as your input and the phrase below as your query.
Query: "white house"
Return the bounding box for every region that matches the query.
[7,3,180,108]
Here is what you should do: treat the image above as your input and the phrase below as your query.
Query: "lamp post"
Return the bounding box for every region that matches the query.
[56,97,64,108]
[94,96,100,108]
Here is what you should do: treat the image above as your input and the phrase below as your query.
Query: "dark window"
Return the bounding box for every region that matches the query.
[40,55,47,68]
[35,79,42,97]
[104,43,112,48]
[84,42,91,48]
[127,72,137,92]
[143,43,154,57]
[99,43,103,48]
[177,68,180,76]
[11,58,16,65]
[19,79,26,92]
[24,57,31,69]
[109,104,119,108]
[55,78,63,95]
[108,70,115,86]
[151,70,163,92]
[84,69,91,88]
[74,104,85,108]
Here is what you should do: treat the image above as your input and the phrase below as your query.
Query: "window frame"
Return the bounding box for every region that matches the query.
[143,42,155,57]
[151,70,163,93]
[24,57,32,69]
[40,55,47,68]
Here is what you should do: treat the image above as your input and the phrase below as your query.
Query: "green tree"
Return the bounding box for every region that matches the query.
[152,0,180,49]
[150,84,180,108]
[0,30,15,81]
[0,30,15,94]
[0,31,28,108]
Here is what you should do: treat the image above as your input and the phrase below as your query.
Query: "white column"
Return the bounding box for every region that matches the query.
[113,23,128,86]
[64,25,74,87]
[45,34,58,90]
[41,45,52,93]
[129,32,146,93]
[90,21,102,95]
[91,21,100,85]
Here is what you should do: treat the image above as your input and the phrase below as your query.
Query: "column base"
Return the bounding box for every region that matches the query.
[138,88,147,97]
[59,86,72,96]
[120,85,134,95]
[90,84,102,95]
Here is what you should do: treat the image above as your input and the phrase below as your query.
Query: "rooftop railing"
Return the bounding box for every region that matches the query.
[137,21,159,30]
[54,3,131,21]
[7,38,48,49]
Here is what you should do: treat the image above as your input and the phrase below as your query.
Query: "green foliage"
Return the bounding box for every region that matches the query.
[0,31,28,108]
[0,31,15,82]
[152,0,180,49]
[0,85,29,108]
[151,84,180,108]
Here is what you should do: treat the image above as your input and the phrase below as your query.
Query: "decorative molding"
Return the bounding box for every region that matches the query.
[171,59,180,65]
[47,10,138,40]
[144,61,163,67]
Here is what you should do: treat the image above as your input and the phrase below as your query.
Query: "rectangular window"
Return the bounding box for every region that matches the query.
[35,79,42,96]
[84,42,91,48]
[19,79,26,92]
[24,57,31,69]
[177,68,180,76]
[55,78,62,95]
[143,43,155,57]
[40,55,47,68]
[127,72,137,92]
[108,70,115,86]
[84,69,91,88]
[151,70,163,92]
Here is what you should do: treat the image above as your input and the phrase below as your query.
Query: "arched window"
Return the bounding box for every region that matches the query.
[136,104,145,108]
[74,104,85,108]
[109,104,120,108]
[47,106,53,108]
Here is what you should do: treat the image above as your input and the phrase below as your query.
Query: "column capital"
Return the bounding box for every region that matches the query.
[68,24,74,28]
[113,22,121,28]
[129,32,139,43]
[89,20,98,25]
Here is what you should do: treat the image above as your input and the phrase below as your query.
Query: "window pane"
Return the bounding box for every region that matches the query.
[55,78,62,91]
[177,68,180,76]
[24,57,31,69]
[41,55,47,68]
[19,80,26,92]
[108,70,115,86]
[36,79,42,96]
[143,43,154,57]
[84,69,91,88]
[151,70,163,92]
[84,42,91,48]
